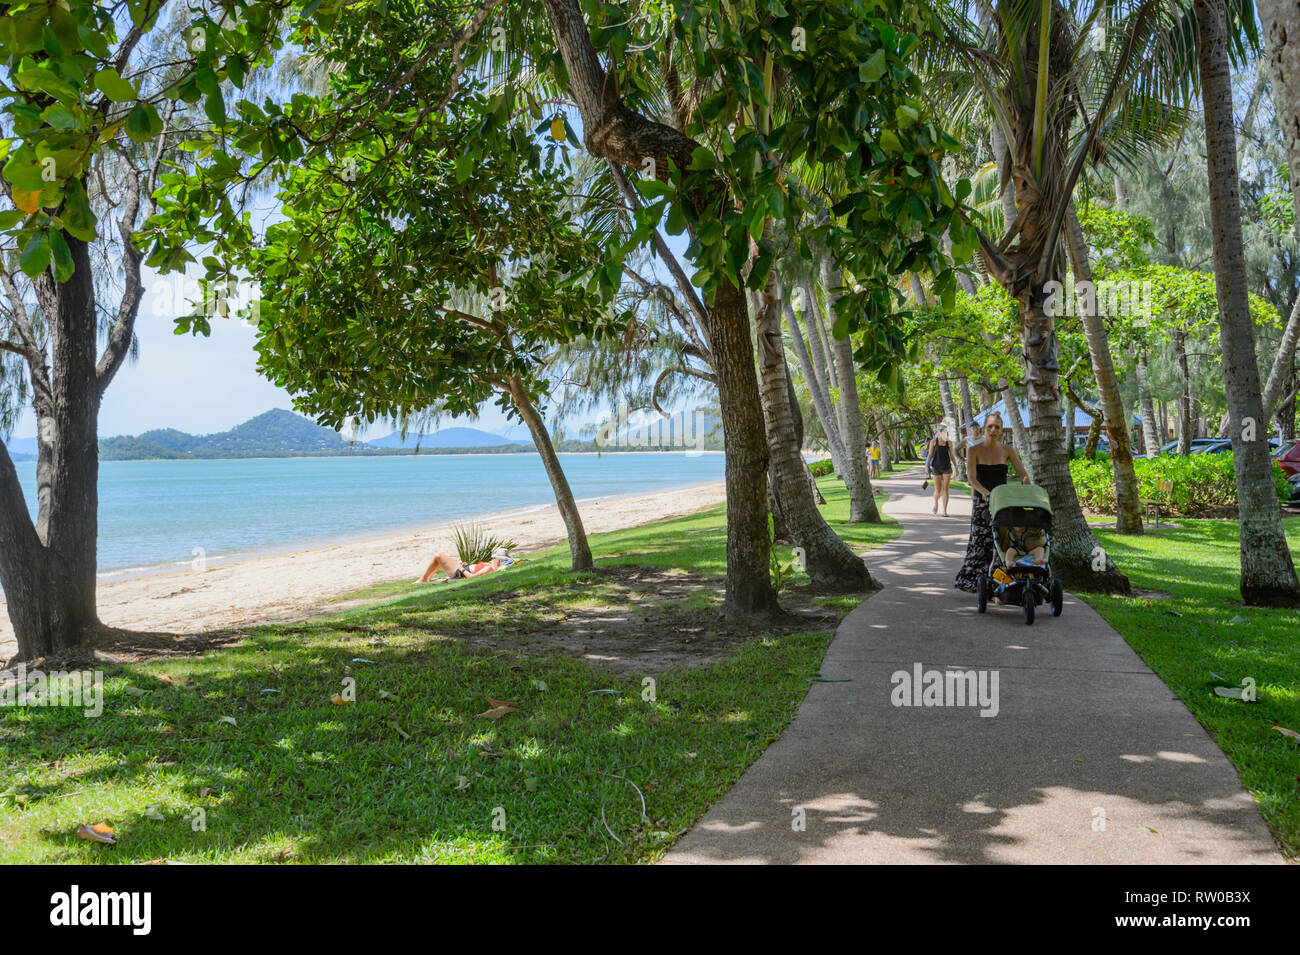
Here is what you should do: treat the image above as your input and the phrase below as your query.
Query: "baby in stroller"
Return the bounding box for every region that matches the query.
[999,524,1047,566]
[979,484,1064,622]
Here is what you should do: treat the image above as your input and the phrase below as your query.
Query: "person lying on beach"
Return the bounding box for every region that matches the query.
[416,550,515,583]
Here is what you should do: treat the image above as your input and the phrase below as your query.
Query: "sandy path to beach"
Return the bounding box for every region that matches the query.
[0,482,726,661]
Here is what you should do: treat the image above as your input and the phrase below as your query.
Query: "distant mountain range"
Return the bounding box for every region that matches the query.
[5,406,725,462]
[5,436,36,461]
[368,426,528,450]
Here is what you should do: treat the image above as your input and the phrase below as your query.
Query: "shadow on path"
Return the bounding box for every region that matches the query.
[663,467,1282,864]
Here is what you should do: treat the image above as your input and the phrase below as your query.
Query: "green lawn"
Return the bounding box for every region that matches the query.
[1081,517,1300,860]
[0,480,897,864]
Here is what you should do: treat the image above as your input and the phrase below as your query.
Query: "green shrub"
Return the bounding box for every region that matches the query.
[808,459,836,477]
[1070,452,1290,516]
[451,522,517,563]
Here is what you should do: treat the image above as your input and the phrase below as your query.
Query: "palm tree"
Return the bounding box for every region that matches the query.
[1193,0,1299,605]
[916,0,1209,589]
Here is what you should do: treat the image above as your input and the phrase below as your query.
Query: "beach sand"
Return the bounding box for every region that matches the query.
[0,481,726,662]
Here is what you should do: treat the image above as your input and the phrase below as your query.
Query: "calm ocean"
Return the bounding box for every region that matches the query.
[12,453,726,581]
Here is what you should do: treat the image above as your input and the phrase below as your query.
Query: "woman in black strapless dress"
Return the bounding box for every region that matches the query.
[954,411,1031,593]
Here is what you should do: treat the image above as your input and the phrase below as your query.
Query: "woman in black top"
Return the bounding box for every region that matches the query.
[953,411,1031,593]
[925,424,955,516]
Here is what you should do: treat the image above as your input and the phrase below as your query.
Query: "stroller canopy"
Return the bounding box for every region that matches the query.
[989,484,1053,528]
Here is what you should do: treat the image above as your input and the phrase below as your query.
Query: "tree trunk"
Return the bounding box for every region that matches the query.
[874,413,892,474]
[958,376,975,432]
[1,236,102,662]
[1064,201,1143,533]
[1018,296,1128,592]
[538,0,777,616]
[1084,414,1102,459]
[1135,352,1161,457]
[756,265,876,590]
[1175,329,1193,454]
[1000,380,1034,483]
[821,263,881,522]
[937,374,964,479]
[508,376,593,572]
[784,289,847,477]
[1195,0,1300,606]
[1262,294,1300,421]
[1064,395,1075,457]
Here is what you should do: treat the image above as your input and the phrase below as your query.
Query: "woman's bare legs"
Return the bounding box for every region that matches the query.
[417,552,461,583]
[938,473,951,516]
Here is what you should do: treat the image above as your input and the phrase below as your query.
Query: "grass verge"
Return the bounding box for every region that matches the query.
[1082,517,1300,860]
[0,479,897,864]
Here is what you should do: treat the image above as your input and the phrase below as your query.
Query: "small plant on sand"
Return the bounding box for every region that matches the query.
[452,522,517,564]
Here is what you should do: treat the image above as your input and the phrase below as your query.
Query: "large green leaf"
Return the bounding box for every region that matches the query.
[18,232,51,278]
[48,229,74,282]
[94,67,137,103]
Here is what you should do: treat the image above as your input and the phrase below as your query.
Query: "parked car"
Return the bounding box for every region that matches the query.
[1287,472,1300,507]
[1192,440,1233,454]
[1157,438,1224,455]
[1275,441,1300,478]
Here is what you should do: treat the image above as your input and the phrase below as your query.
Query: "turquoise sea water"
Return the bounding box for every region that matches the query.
[12,453,726,580]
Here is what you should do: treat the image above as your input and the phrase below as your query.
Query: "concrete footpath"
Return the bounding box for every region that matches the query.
[663,467,1281,864]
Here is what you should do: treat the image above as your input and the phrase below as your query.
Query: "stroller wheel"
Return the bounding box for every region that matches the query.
[1050,579,1064,616]
[1022,583,1035,625]
[976,575,988,614]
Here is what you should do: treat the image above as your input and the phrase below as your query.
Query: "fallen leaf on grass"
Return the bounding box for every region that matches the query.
[330,693,353,706]
[218,716,237,726]
[388,720,411,740]
[531,680,548,692]
[1273,725,1300,742]
[479,704,519,719]
[454,775,471,791]
[377,689,399,701]
[648,714,663,724]
[198,787,216,798]
[588,689,618,696]
[77,822,116,845]
[486,696,519,708]
[145,805,165,821]
[350,658,376,664]
[123,686,149,697]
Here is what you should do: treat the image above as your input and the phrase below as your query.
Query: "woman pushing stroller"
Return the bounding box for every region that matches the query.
[953,411,1031,594]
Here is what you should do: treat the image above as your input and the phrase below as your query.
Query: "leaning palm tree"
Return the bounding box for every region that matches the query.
[914,0,1215,588]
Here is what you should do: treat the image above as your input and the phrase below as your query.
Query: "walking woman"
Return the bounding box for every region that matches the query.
[954,412,1031,593]
[925,424,955,516]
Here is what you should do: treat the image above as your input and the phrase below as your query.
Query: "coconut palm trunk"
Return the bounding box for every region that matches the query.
[1194,0,1299,605]
[784,290,848,477]
[756,265,875,590]
[820,262,881,522]
[1063,201,1143,532]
